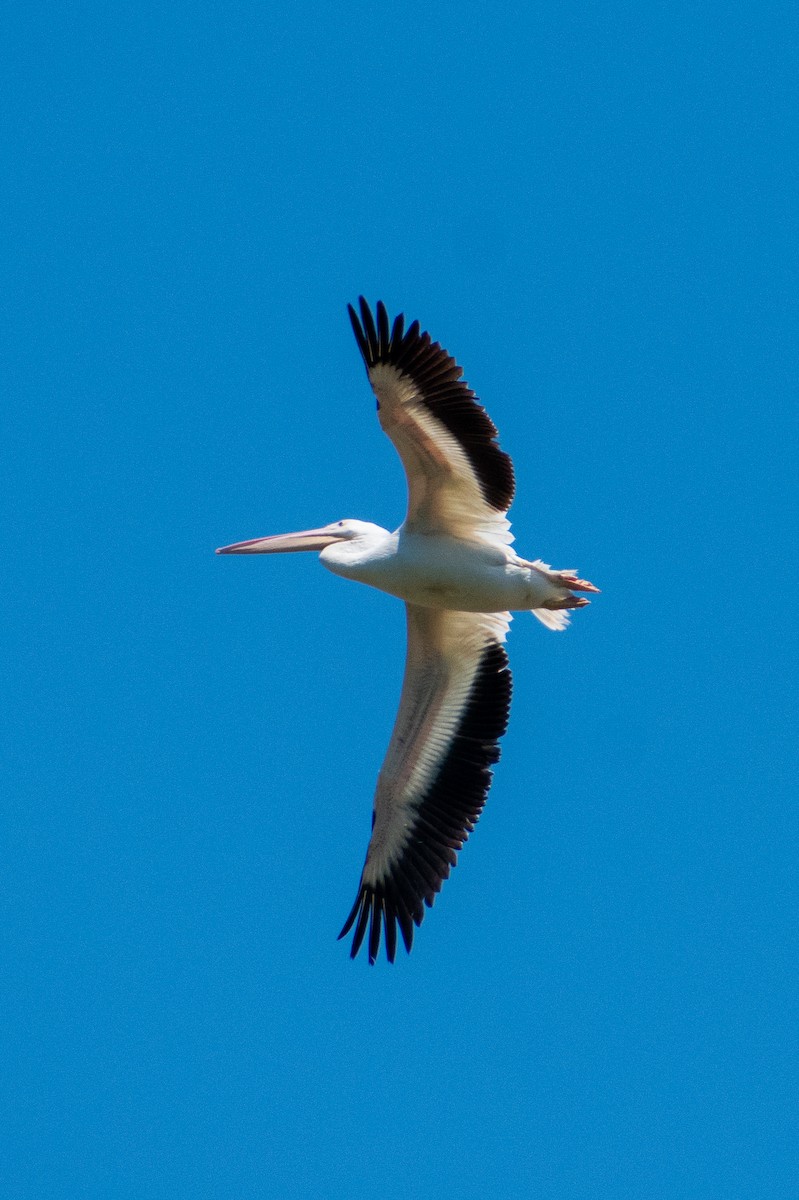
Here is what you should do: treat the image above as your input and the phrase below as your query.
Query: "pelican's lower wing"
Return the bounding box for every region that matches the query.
[339,605,512,964]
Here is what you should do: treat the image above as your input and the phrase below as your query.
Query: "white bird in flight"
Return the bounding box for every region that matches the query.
[218,298,598,964]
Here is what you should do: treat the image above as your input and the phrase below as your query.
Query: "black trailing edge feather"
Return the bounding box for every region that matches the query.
[338,640,512,964]
[347,297,515,513]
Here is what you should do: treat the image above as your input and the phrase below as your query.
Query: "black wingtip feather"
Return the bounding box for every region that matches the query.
[351,893,371,960]
[390,312,404,345]
[368,896,383,965]
[347,303,369,364]
[338,892,361,941]
[384,909,397,964]
[358,295,378,355]
[396,903,414,954]
[376,301,390,359]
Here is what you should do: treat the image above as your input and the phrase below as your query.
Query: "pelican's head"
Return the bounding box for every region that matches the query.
[216,519,383,556]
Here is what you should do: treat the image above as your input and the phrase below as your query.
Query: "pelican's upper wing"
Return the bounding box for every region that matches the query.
[348,298,516,541]
[338,605,512,964]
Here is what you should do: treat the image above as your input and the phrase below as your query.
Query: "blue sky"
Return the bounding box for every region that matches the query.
[3,2,797,1196]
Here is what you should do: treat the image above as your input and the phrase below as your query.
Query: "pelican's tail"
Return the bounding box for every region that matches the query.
[527,559,599,632]
[531,607,573,631]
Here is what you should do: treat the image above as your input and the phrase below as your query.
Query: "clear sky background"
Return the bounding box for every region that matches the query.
[3,3,797,1197]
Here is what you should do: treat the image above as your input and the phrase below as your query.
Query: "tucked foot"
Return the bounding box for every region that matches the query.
[551,571,600,593]
[544,593,591,610]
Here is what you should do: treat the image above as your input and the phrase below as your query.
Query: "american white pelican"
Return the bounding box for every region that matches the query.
[218,298,597,964]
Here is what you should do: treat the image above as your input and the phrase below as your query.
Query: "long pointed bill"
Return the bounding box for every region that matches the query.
[215,525,345,555]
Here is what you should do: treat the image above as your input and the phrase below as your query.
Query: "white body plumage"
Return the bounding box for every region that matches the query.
[320,521,581,617]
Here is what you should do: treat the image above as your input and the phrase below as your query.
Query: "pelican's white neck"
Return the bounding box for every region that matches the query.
[319,523,396,575]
